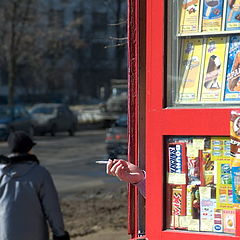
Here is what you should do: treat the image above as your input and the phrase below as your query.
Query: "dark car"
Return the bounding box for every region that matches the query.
[105,114,128,159]
[30,103,78,136]
[0,105,34,140]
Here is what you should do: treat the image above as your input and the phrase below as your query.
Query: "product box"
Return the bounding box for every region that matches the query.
[230,110,240,167]
[179,0,201,33]
[202,0,224,31]
[168,143,187,174]
[199,37,227,102]
[178,38,204,103]
[211,137,231,161]
[224,35,240,101]
[222,210,236,234]
[225,0,240,31]
[171,187,187,228]
[200,198,216,231]
[172,188,184,215]
[202,151,215,185]
[216,161,233,209]
[232,166,240,203]
[187,185,200,219]
[188,156,201,185]
[213,209,223,232]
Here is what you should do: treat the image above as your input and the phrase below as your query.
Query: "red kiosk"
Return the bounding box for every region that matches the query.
[128,0,240,239]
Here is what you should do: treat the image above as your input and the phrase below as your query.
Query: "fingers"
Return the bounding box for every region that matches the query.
[109,160,123,176]
[106,159,114,175]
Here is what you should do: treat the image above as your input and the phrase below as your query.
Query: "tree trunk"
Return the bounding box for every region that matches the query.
[8,57,16,106]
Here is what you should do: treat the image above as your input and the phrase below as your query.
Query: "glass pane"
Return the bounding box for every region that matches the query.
[167,0,240,108]
[164,136,237,235]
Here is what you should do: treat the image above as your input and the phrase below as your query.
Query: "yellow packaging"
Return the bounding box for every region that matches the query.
[179,0,201,33]
[200,37,227,102]
[178,38,204,103]
[210,137,230,162]
[216,161,233,210]
[187,185,194,216]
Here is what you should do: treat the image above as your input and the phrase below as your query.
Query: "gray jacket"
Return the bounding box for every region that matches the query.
[0,154,65,240]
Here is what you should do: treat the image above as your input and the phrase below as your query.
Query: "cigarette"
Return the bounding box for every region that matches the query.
[96,160,109,164]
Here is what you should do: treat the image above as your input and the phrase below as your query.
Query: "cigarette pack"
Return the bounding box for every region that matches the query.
[225,0,240,31]
[179,0,201,33]
[230,110,240,166]
[224,35,240,101]
[202,0,224,32]
[199,37,227,102]
[213,209,223,232]
[200,198,216,231]
[222,210,236,234]
[178,38,204,103]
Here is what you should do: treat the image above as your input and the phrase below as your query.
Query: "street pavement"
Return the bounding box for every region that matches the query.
[0,129,126,196]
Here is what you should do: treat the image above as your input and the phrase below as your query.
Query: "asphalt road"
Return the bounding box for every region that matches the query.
[0,129,127,196]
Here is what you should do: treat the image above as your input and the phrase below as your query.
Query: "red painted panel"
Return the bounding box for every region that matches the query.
[162,231,237,240]
[159,108,232,136]
[146,0,165,238]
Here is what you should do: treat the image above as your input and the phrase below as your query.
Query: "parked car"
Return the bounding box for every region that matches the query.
[0,105,34,140]
[105,114,128,159]
[29,103,78,136]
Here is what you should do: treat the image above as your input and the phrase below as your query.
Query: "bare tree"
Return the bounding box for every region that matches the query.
[0,0,84,105]
[104,0,127,78]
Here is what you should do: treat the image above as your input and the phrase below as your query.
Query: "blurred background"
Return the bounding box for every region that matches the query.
[0,0,128,239]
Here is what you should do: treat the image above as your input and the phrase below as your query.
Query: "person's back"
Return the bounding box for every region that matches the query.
[0,131,70,240]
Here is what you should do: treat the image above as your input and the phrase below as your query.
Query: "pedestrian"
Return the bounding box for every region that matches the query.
[106,159,146,197]
[0,131,70,240]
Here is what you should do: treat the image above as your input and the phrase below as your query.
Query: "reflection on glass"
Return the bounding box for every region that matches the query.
[165,136,237,235]
[167,0,240,107]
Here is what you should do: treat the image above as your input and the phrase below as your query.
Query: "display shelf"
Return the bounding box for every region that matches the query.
[178,30,240,37]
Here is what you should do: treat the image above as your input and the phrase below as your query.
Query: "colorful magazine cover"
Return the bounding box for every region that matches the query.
[202,0,224,31]
[178,38,204,103]
[200,37,227,102]
[224,35,240,101]
[216,161,233,209]
[225,0,240,31]
[179,0,201,33]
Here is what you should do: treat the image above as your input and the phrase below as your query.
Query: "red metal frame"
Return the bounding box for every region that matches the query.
[128,0,139,238]
[127,0,240,239]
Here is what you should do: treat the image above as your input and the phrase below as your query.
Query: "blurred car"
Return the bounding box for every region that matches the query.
[105,114,128,159]
[30,103,78,136]
[0,105,34,140]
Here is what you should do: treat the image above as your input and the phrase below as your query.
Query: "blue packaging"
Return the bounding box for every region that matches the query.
[224,35,240,101]
[225,0,240,31]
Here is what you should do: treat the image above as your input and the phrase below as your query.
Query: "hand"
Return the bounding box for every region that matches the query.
[106,159,144,184]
